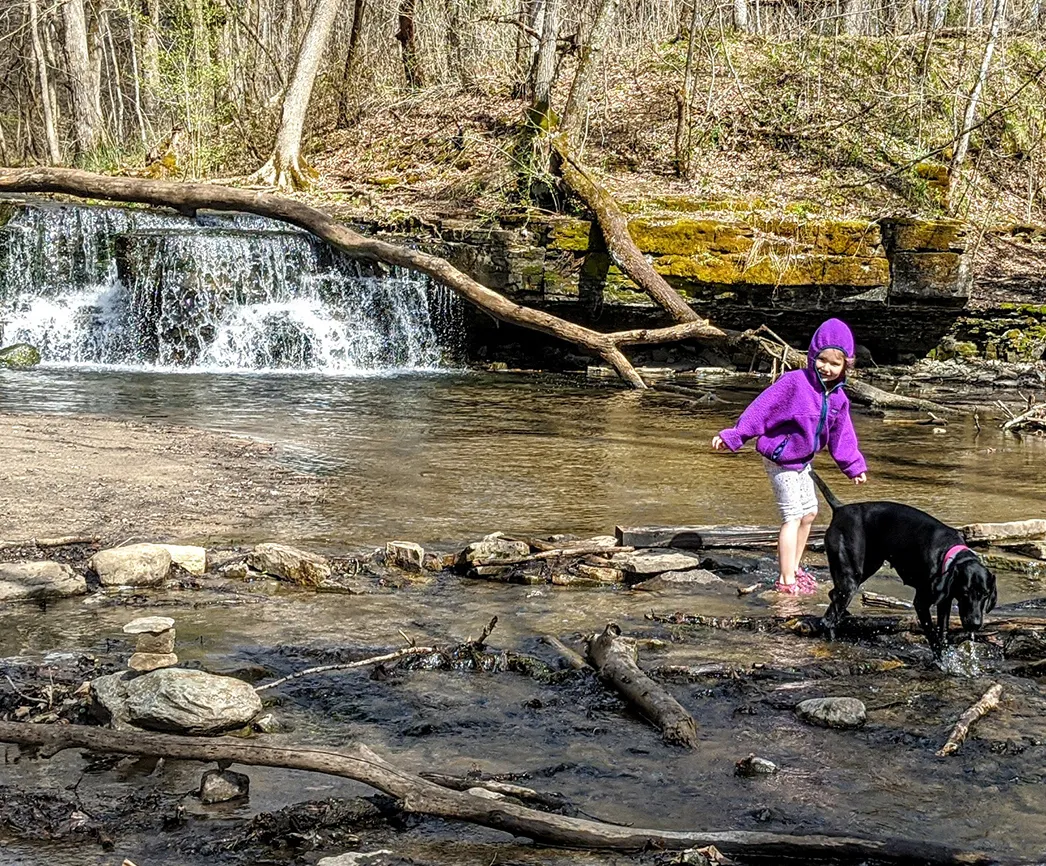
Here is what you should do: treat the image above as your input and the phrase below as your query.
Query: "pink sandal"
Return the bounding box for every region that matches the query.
[795,566,818,593]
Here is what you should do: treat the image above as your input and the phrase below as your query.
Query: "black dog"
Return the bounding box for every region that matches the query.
[810,470,997,658]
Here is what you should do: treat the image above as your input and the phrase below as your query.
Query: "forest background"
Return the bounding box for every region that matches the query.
[1,0,1044,233]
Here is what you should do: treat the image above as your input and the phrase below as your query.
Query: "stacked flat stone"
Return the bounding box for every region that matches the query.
[124,616,178,672]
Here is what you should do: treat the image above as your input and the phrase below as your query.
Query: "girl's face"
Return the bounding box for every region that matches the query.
[816,348,847,383]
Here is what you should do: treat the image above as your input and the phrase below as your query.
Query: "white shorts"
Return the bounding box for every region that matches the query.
[763,458,818,523]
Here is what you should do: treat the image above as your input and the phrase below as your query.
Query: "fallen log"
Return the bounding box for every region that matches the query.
[861,591,914,611]
[586,622,699,748]
[616,524,825,550]
[936,683,1003,756]
[0,721,1001,863]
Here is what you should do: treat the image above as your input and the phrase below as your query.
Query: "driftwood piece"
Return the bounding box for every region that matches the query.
[0,722,999,863]
[586,623,699,748]
[616,524,825,550]
[961,519,1046,544]
[861,591,914,611]
[255,645,436,692]
[936,683,1004,756]
[541,635,592,670]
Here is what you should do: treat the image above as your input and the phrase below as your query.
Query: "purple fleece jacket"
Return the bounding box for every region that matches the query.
[718,318,867,478]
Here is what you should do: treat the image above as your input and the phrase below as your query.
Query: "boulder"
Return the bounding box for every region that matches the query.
[0,561,86,601]
[199,768,250,804]
[795,697,867,729]
[90,671,136,730]
[90,543,172,587]
[457,538,529,570]
[125,668,262,734]
[157,544,207,575]
[247,543,330,585]
[385,541,424,571]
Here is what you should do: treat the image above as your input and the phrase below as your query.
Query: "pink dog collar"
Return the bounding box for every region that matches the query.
[942,544,970,575]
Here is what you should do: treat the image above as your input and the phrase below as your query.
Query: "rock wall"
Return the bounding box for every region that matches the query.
[418,208,973,364]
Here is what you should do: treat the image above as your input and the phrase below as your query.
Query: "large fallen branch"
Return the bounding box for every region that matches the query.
[586,622,699,748]
[0,722,1001,863]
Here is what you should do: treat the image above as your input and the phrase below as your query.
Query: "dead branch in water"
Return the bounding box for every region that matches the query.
[255,645,437,692]
[936,683,1004,756]
[586,622,699,748]
[0,722,1001,863]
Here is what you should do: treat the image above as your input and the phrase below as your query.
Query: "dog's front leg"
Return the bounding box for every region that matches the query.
[934,602,952,654]
[914,600,943,659]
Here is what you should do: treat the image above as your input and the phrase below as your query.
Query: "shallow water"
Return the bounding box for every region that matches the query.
[0,366,1042,547]
[1,369,1045,865]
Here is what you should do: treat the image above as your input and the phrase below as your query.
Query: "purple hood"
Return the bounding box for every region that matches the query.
[717,319,867,477]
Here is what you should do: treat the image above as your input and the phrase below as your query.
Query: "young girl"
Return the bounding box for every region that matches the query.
[712,318,867,594]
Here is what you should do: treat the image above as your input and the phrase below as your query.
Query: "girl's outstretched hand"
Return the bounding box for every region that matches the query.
[712,435,726,450]
[853,472,867,485]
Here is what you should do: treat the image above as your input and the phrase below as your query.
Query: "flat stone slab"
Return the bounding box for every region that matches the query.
[631,569,723,591]
[0,561,86,601]
[123,616,176,635]
[612,549,704,575]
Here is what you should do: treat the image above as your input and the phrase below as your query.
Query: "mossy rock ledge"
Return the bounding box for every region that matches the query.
[417,208,973,362]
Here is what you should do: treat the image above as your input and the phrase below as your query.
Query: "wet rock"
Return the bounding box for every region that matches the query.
[700,553,760,574]
[630,569,723,591]
[128,651,179,672]
[575,563,626,583]
[253,712,285,734]
[125,668,262,734]
[247,543,331,585]
[90,543,172,587]
[199,768,250,804]
[218,560,251,579]
[385,541,424,571]
[132,631,176,653]
[795,697,867,729]
[612,549,704,575]
[0,561,86,601]
[90,671,136,730]
[735,754,778,776]
[457,538,529,570]
[318,852,398,866]
[0,342,41,368]
[423,552,456,571]
[156,544,207,575]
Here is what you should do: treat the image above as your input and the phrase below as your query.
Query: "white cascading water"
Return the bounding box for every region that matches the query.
[0,204,459,372]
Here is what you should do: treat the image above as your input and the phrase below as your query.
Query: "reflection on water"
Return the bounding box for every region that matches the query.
[0,367,1042,548]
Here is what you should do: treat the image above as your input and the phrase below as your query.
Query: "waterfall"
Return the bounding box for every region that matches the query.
[0,203,461,373]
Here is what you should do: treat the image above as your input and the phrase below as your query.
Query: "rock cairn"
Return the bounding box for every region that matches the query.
[123,615,178,672]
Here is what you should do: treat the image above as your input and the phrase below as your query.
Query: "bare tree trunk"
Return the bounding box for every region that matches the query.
[531,0,560,116]
[396,0,424,87]
[513,0,540,98]
[250,0,345,190]
[733,0,750,30]
[948,0,1006,209]
[841,0,861,34]
[62,0,104,157]
[30,0,63,164]
[337,0,366,125]
[140,0,161,115]
[560,0,621,142]
[674,0,700,178]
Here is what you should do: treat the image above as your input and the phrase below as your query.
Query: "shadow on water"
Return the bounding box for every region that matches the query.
[1,371,1045,865]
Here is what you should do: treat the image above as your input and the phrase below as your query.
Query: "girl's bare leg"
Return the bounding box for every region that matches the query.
[778,519,801,583]
[794,510,818,572]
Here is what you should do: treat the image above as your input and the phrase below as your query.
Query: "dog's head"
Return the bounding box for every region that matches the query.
[949,556,998,632]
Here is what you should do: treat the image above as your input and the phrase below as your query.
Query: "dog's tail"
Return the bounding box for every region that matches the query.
[809,468,844,511]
